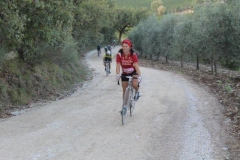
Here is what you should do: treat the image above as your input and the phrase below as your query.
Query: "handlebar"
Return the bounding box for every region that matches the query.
[117,76,137,85]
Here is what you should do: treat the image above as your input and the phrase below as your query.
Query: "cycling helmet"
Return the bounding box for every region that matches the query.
[107,50,111,54]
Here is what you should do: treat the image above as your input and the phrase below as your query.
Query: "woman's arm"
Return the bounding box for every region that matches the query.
[133,62,141,76]
[116,62,121,75]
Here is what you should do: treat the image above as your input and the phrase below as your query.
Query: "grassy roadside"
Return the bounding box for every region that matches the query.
[0,55,91,118]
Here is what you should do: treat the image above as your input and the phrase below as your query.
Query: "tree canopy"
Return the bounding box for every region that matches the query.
[0,0,149,63]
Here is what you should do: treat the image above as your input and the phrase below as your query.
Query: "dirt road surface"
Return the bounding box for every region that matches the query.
[0,47,232,160]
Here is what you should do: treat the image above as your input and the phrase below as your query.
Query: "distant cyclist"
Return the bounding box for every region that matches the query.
[97,44,101,56]
[116,39,142,100]
[103,50,113,73]
[104,46,108,53]
[112,39,116,48]
[107,45,112,53]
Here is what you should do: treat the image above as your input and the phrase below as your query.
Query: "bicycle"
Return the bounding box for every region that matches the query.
[118,75,137,125]
[104,61,111,77]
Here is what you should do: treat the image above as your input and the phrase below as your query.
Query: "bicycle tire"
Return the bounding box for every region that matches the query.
[122,88,130,125]
[130,89,135,117]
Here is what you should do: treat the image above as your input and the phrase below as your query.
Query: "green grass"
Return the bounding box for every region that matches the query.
[114,0,196,11]
[0,58,89,112]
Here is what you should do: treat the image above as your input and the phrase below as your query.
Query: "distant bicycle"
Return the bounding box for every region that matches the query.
[104,61,111,77]
[118,75,137,125]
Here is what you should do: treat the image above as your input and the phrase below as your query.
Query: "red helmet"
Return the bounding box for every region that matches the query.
[121,39,133,48]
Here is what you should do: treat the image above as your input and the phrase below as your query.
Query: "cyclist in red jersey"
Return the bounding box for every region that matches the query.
[116,39,142,100]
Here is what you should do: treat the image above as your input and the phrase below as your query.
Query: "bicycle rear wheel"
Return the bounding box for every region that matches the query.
[106,62,110,77]
[122,88,130,125]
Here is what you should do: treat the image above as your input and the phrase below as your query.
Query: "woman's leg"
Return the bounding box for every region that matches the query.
[132,75,139,91]
[122,81,128,99]
[132,75,140,100]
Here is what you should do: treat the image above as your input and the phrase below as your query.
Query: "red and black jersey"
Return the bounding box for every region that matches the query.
[116,52,138,74]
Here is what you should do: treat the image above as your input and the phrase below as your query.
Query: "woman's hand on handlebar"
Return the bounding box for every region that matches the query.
[116,74,120,81]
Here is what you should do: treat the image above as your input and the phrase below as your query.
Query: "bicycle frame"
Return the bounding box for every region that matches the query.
[123,76,134,106]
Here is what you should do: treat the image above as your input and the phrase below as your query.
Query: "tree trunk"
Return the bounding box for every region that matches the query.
[118,31,123,42]
[196,55,199,70]
[165,56,169,63]
[181,55,183,68]
[211,59,214,74]
[214,60,217,74]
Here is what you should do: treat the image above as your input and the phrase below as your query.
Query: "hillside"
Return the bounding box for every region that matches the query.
[113,0,196,11]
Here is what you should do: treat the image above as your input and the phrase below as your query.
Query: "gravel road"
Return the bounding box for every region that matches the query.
[0,47,232,160]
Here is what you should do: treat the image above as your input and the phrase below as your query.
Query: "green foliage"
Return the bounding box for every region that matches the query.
[0,47,7,69]
[129,15,161,59]
[27,36,80,66]
[0,0,117,111]
[129,0,240,72]
[114,0,196,11]
[151,0,166,16]
[113,7,149,41]
[0,80,8,100]
[151,0,163,12]
[224,84,233,93]
[172,14,193,63]
[157,14,177,60]
[17,0,74,61]
[192,2,240,72]
[0,57,89,107]
[0,1,26,51]
[73,0,115,51]
[114,0,153,9]
[163,0,196,11]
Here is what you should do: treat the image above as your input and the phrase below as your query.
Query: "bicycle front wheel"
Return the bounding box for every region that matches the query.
[130,89,135,117]
[122,88,130,125]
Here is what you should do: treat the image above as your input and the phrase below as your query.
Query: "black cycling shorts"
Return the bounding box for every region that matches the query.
[121,71,138,82]
[104,58,111,62]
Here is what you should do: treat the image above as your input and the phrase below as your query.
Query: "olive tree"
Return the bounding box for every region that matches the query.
[113,7,149,42]
[172,14,193,67]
